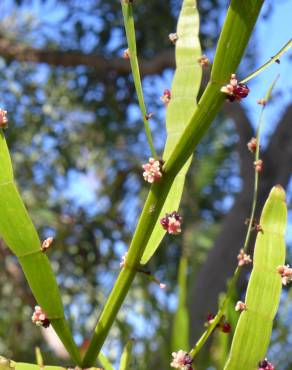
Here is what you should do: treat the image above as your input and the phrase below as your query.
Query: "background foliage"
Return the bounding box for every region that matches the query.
[0,0,291,369]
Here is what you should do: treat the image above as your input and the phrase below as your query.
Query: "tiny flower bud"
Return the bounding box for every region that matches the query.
[171,350,193,370]
[32,306,50,328]
[221,322,231,333]
[123,48,130,59]
[277,265,286,275]
[160,211,182,235]
[169,33,179,44]
[120,252,128,268]
[237,249,252,266]
[258,358,274,370]
[277,264,292,286]
[142,158,163,183]
[247,137,257,153]
[206,313,215,322]
[254,159,263,173]
[41,237,54,252]
[255,224,263,232]
[204,313,216,327]
[160,89,171,106]
[0,109,8,129]
[230,74,238,87]
[197,55,209,67]
[235,301,247,312]
[159,283,167,289]
[145,112,154,120]
[257,98,267,106]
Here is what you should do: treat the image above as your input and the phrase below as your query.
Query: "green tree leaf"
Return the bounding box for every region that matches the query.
[140,0,202,264]
[224,185,287,370]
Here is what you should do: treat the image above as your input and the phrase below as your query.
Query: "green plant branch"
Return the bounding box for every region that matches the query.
[121,3,157,158]
[0,133,81,366]
[82,0,264,366]
[189,75,279,359]
[240,39,291,84]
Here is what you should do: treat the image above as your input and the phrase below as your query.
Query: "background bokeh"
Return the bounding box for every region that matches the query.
[0,0,291,369]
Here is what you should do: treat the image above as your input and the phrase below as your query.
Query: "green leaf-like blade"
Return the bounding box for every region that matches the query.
[0,131,80,365]
[140,0,202,264]
[121,3,156,158]
[97,352,114,370]
[224,185,287,370]
[0,356,101,370]
[119,339,134,370]
[171,255,189,351]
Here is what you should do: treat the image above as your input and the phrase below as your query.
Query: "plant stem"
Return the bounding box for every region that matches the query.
[240,39,291,84]
[82,1,264,366]
[189,76,279,359]
[122,3,157,158]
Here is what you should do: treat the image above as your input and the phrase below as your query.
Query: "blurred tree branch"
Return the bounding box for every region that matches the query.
[0,36,175,77]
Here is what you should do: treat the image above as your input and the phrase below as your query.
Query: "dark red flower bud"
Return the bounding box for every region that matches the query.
[234,83,249,99]
[221,322,231,333]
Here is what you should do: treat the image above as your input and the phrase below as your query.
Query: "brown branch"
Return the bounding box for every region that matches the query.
[0,37,175,76]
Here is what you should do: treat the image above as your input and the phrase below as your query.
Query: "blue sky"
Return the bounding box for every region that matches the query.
[1,1,291,366]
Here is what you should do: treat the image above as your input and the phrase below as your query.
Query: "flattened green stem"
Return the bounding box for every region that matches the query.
[121,3,157,158]
[140,0,202,264]
[224,186,286,369]
[240,39,291,84]
[35,347,43,366]
[0,134,81,366]
[82,0,264,366]
[190,76,279,358]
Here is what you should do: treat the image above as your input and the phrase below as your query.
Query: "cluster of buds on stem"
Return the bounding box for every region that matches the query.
[123,48,130,59]
[245,218,263,232]
[160,89,171,106]
[197,55,209,67]
[235,300,247,312]
[145,112,154,120]
[277,265,292,286]
[142,157,163,183]
[205,313,231,333]
[0,109,8,129]
[120,251,128,268]
[247,137,257,153]
[257,98,267,106]
[254,159,263,173]
[220,74,249,102]
[32,306,50,328]
[41,237,54,252]
[170,350,193,370]
[258,359,275,370]
[169,32,179,44]
[160,211,182,235]
[237,249,252,266]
